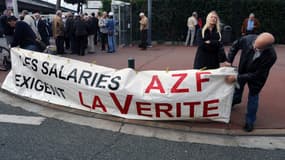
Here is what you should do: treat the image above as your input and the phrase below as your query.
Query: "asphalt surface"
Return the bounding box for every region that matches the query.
[0,101,284,160]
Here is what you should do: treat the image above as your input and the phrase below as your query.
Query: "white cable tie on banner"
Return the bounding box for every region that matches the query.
[27,51,33,57]
[90,60,96,67]
[47,54,50,59]
[166,67,169,73]
[67,59,70,63]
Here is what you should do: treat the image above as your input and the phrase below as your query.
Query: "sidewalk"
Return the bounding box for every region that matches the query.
[1,44,285,135]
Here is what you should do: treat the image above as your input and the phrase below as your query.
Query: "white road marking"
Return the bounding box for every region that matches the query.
[0,114,45,125]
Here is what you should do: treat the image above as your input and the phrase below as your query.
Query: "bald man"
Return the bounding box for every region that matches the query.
[225,32,277,132]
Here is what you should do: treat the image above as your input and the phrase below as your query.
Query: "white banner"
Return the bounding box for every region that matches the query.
[2,48,237,123]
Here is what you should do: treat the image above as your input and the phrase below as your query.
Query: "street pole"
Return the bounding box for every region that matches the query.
[147,0,152,46]
[12,0,18,17]
[56,0,61,11]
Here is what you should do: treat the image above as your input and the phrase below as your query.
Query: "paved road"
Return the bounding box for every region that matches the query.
[0,92,285,160]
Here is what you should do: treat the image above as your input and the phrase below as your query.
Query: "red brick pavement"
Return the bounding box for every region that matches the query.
[1,44,284,131]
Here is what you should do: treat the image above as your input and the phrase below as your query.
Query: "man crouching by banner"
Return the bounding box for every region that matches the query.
[224,32,277,132]
[7,16,39,52]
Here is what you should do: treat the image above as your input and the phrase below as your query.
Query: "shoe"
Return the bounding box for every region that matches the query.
[243,123,254,132]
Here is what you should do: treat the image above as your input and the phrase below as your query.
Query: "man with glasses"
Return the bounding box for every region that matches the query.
[224,32,277,132]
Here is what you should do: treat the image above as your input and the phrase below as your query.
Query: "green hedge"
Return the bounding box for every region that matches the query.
[102,0,285,44]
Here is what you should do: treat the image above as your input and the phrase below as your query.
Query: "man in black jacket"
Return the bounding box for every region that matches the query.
[73,14,88,56]
[225,32,277,132]
[7,16,39,51]
[90,12,99,46]
[65,13,75,54]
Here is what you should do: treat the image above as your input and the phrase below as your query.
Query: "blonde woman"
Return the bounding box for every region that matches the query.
[193,11,227,69]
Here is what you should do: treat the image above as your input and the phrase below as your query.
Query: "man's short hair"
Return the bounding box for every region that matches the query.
[7,16,17,22]
[22,10,29,15]
[3,9,12,15]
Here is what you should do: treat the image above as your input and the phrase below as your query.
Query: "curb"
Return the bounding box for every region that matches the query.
[1,89,284,137]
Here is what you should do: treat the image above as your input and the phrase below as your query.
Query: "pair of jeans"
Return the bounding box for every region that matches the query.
[185,28,196,46]
[23,44,39,52]
[232,81,259,125]
[107,34,115,53]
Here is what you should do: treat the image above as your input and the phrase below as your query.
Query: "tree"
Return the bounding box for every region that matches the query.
[101,0,111,12]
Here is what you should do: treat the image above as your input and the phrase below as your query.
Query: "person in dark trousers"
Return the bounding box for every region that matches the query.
[73,14,88,56]
[7,16,39,51]
[66,13,76,54]
[225,33,277,132]
[34,12,50,45]
[91,12,99,46]
[193,11,227,69]
[64,12,74,52]
[52,10,65,54]
[139,12,148,50]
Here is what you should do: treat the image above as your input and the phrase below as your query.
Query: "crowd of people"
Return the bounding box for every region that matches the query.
[0,9,116,55]
[184,12,260,47]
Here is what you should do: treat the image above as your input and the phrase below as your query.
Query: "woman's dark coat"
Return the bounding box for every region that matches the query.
[193,27,226,69]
